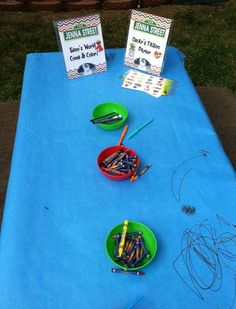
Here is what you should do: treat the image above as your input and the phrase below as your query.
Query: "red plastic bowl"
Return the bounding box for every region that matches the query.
[97,145,138,181]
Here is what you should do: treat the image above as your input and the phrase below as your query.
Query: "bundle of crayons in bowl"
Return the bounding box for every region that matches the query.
[106,220,157,275]
[97,146,138,180]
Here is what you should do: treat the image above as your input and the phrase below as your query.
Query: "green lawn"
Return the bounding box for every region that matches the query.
[0,1,236,101]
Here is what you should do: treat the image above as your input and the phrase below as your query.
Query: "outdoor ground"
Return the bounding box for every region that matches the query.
[0,2,235,227]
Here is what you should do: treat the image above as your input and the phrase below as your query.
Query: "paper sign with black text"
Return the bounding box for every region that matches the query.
[125,10,173,76]
[55,14,107,79]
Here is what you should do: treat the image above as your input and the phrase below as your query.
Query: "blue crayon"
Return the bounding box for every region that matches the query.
[131,254,145,268]
[115,235,121,260]
[127,156,137,160]
[116,168,131,173]
[111,268,145,276]
[139,237,150,258]
[121,160,137,167]
[127,232,142,237]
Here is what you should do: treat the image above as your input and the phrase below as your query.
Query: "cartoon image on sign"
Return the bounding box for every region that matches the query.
[96,40,104,52]
[154,51,162,59]
[78,63,95,76]
[134,58,150,72]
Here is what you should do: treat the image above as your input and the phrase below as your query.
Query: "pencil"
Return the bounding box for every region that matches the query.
[117,125,128,146]
[128,119,153,140]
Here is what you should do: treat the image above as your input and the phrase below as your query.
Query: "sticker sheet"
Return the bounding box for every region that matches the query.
[122,70,172,98]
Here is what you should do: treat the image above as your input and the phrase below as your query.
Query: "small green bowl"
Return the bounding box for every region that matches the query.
[105,221,157,271]
[92,102,128,130]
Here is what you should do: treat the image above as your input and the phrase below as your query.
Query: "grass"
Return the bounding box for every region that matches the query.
[0,1,236,101]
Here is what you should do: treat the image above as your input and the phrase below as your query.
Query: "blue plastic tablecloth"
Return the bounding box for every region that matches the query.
[0,48,236,309]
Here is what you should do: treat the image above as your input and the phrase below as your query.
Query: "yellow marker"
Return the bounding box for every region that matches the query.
[118,220,129,257]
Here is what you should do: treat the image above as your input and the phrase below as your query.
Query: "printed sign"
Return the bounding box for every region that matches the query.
[124,10,173,76]
[55,14,107,79]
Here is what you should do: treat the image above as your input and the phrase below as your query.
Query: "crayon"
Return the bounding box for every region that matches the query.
[102,168,124,175]
[118,220,129,257]
[114,234,121,260]
[127,232,142,237]
[126,239,134,253]
[126,239,136,257]
[124,239,131,253]
[127,246,136,262]
[139,237,150,258]
[111,268,145,276]
[139,247,144,259]
[131,252,146,268]
[133,163,152,182]
[121,159,137,167]
[107,150,129,167]
[102,150,121,166]
[116,168,131,173]
[130,158,141,183]
[135,238,140,260]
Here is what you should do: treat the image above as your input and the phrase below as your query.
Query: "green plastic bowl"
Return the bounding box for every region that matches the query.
[92,102,128,130]
[105,221,157,271]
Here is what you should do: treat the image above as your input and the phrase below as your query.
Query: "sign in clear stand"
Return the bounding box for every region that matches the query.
[54,14,107,80]
[124,10,173,76]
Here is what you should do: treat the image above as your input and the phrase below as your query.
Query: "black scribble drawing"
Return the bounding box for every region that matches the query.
[217,215,236,229]
[173,216,236,305]
[181,205,196,216]
[171,150,209,203]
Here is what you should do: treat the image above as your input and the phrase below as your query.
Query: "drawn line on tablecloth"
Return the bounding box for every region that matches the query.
[173,216,236,304]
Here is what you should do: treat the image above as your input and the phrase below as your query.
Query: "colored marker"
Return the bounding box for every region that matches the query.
[117,125,128,146]
[133,163,152,182]
[93,115,122,124]
[90,112,117,122]
[128,119,153,140]
[118,220,129,257]
[111,268,145,276]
